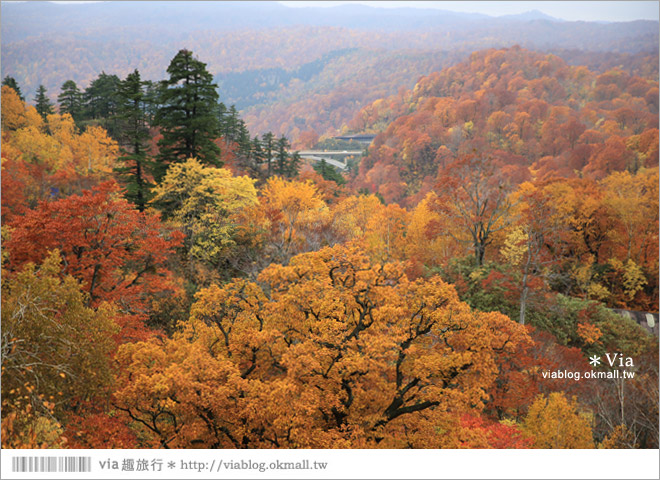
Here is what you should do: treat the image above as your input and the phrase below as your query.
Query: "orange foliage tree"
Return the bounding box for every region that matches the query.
[433,154,514,267]
[258,176,328,263]
[114,244,529,448]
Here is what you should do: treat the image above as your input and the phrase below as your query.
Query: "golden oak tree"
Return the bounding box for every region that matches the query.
[114,244,529,448]
[2,99,120,211]
[406,192,463,275]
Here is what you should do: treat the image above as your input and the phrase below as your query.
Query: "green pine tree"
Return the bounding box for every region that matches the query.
[154,49,221,181]
[34,85,54,121]
[250,135,266,178]
[83,72,120,119]
[226,105,241,143]
[287,151,302,178]
[313,159,346,185]
[142,80,160,123]
[237,122,252,157]
[216,101,229,139]
[262,132,275,178]
[114,69,154,212]
[275,135,290,176]
[83,72,121,136]
[2,76,24,101]
[58,80,83,124]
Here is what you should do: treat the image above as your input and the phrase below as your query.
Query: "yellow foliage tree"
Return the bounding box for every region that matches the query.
[406,192,462,272]
[1,85,28,132]
[600,424,639,449]
[260,176,328,262]
[329,193,383,241]
[1,251,118,447]
[152,158,258,273]
[501,226,529,266]
[2,94,120,204]
[6,125,61,168]
[522,392,595,448]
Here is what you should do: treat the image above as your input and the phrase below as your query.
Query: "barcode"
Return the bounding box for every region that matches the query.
[11,456,92,473]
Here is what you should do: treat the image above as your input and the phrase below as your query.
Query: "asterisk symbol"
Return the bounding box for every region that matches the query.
[168,461,176,469]
[589,355,601,366]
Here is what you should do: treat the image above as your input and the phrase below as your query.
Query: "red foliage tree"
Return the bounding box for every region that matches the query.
[5,180,183,339]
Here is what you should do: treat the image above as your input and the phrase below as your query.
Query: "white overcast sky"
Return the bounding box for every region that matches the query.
[279,1,659,22]
[33,1,660,22]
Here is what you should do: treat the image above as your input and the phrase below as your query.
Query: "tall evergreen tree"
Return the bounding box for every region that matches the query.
[2,76,24,101]
[275,135,290,176]
[313,159,345,185]
[142,80,160,123]
[83,72,121,136]
[250,135,266,178]
[236,122,251,155]
[287,151,302,178]
[154,49,221,181]
[84,72,120,119]
[262,132,275,178]
[34,85,54,121]
[226,105,241,143]
[58,80,83,124]
[216,101,229,140]
[114,69,153,212]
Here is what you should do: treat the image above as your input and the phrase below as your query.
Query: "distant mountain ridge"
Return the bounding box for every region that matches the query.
[3,1,654,43]
[497,9,561,22]
[2,1,657,138]
[1,2,551,42]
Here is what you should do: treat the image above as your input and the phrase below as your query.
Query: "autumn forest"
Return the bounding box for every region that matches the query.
[1,2,658,451]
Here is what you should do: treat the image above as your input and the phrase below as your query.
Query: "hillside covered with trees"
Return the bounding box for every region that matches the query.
[2,1,658,141]
[1,2,658,454]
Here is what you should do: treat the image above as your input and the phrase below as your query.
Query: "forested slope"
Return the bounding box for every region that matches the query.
[3,2,658,138]
[1,7,658,450]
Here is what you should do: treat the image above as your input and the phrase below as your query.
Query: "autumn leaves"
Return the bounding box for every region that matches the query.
[112,245,529,448]
[352,47,658,206]
[1,45,658,450]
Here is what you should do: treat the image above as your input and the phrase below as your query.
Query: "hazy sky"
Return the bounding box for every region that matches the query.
[279,1,659,22]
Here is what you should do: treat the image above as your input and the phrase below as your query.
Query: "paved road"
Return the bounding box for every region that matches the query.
[297,154,348,170]
[297,150,363,156]
[291,150,364,171]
